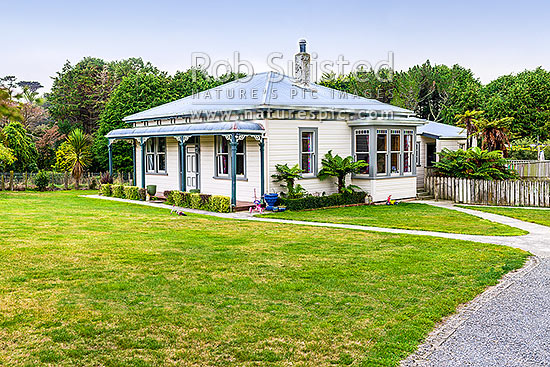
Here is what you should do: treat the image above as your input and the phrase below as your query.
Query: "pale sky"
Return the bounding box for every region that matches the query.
[4,0,550,92]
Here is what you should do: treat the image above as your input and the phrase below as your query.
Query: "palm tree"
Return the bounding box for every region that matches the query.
[456,110,484,149]
[318,150,368,193]
[473,117,514,155]
[65,129,92,188]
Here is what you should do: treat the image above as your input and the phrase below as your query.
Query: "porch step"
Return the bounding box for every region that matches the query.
[417,191,434,200]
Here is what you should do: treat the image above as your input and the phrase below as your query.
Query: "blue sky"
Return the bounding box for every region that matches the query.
[4,0,550,92]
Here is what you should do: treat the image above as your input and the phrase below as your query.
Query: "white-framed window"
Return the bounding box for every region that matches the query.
[403,130,414,173]
[145,137,167,174]
[390,130,401,175]
[415,141,421,167]
[215,136,245,177]
[376,129,388,175]
[354,129,369,175]
[300,129,316,175]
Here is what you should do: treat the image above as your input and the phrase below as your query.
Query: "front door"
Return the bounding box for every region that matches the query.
[426,143,437,167]
[186,144,199,191]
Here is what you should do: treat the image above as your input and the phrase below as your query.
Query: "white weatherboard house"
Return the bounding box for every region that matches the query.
[106,41,429,206]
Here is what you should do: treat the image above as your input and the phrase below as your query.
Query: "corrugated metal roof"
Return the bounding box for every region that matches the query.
[122,72,413,122]
[106,121,264,139]
[417,121,466,139]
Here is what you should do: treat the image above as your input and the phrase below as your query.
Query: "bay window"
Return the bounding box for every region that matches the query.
[354,129,369,174]
[376,130,388,175]
[145,137,166,174]
[390,130,401,175]
[404,130,414,173]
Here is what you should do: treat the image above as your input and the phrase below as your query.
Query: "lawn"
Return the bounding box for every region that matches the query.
[0,191,527,366]
[459,205,550,228]
[259,202,527,236]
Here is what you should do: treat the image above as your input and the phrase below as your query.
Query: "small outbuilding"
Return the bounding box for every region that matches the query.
[416,121,467,188]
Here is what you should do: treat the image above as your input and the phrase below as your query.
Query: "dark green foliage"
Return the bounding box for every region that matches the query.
[34,171,49,191]
[138,188,146,201]
[434,147,517,180]
[482,67,550,139]
[280,191,367,211]
[112,184,124,198]
[123,186,141,200]
[99,184,112,196]
[167,190,230,212]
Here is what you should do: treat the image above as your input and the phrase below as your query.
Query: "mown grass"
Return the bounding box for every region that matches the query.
[260,202,527,236]
[0,191,527,366]
[459,205,550,228]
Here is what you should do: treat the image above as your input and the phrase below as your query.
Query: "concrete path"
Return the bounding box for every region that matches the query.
[85,195,550,366]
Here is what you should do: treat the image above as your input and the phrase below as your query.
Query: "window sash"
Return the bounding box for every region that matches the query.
[145,137,166,173]
[215,136,245,177]
[300,130,316,175]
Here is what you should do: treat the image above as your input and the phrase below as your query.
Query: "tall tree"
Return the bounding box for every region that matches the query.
[64,129,92,187]
[473,117,514,154]
[456,110,484,148]
[1,121,38,171]
[47,57,156,135]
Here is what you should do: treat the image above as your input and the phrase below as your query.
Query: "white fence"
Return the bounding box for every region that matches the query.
[507,160,550,178]
[425,173,550,207]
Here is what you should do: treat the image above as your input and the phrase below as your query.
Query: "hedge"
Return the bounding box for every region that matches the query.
[99,185,145,201]
[99,184,112,196]
[280,191,367,211]
[164,190,231,213]
[112,184,125,198]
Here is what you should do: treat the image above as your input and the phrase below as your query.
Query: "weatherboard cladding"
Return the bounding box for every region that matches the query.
[121,72,413,123]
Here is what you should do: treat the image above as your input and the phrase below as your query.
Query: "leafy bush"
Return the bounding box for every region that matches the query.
[318,150,368,193]
[434,147,517,180]
[280,191,367,211]
[34,171,50,191]
[164,190,174,204]
[208,195,231,213]
[168,190,230,212]
[99,184,112,196]
[88,178,98,190]
[124,186,141,200]
[138,188,146,201]
[112,184,124,198]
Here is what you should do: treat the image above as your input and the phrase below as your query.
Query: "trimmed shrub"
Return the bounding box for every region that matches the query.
[138,188,147,201]
[112,184,124,198]
[209,195,231,213]
[124,186,141,200]
[35,171,50,191]
[164,190,174,204]
[99,184,112,196]
[167,190,230,212]
[280,191,367,211]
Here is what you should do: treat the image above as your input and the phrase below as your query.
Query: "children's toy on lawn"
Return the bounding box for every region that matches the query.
[249,189,264,214]
[386,195,399,205]
[170,206,187,216]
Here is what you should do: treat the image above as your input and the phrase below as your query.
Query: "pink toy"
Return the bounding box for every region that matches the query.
[249,188,264,214]
[386,195,399,205]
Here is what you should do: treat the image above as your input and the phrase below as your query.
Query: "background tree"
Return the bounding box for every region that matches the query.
[1,121,38,171]
[63,129,92,187]
[473,117,514,154]
[456,110,484,148]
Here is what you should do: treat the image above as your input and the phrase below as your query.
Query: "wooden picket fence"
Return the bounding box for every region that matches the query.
[425,169,550,207]
[506,160,550,178]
